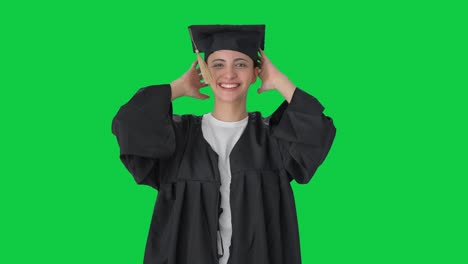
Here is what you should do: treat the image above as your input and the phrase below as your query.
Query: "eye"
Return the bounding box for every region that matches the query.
[212,63,224,68]
[235,63,248,68]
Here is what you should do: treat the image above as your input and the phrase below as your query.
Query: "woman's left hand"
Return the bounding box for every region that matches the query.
[257,49,297,102]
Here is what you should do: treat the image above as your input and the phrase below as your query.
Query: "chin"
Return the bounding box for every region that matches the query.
[215,94,247,104]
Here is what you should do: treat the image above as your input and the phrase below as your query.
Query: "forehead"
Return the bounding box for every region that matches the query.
[208,50,251,62]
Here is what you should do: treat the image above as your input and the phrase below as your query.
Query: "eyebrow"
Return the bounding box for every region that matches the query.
[210,58,250,63]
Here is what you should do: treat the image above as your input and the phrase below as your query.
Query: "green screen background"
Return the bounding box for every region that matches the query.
[1,0,467,263]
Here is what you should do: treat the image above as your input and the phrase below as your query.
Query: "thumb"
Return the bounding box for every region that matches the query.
[195,92,210,100]
[257,86,264,94]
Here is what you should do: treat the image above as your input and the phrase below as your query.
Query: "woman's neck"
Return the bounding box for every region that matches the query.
[211,99,248,122]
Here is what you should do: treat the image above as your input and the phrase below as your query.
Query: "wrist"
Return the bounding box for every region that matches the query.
[170,80,185,101]
[275,76,296,103]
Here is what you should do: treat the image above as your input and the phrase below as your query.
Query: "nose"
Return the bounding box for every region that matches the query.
[223,65,237,79]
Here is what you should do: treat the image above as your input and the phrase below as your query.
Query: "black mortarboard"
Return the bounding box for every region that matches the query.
[188,24,265,64]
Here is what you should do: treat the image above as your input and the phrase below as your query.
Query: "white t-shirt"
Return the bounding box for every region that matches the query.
[201,112,249,264]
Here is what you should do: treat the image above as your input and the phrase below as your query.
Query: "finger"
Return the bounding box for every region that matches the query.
[191,59,198,69]
[258,49,269,61]
[195,92,210,100]
[258,57,265,65]
[199,81,209,88]
[258,69,264,77]
[199,72,211,82]
[200,79,210,85]
[198,75,207,84]
[258,48,265,56]
[198,72,204,81]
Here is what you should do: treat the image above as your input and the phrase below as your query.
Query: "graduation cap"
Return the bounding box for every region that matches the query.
[188,24,266,84]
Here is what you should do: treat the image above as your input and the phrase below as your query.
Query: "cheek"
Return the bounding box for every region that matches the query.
[208,69,220,80]
[243,71,256,84]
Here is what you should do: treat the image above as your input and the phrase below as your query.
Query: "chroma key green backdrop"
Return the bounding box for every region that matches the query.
[1,0,467,263]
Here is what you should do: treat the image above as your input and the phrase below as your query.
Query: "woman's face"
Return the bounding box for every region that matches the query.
[207,49,259,104]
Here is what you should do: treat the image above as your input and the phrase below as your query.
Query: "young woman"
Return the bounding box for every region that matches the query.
[112,25,336,264]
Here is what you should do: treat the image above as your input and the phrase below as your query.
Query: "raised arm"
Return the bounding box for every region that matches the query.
[111,84,176,189]
[258,49,337,184]
[111,60,209,189]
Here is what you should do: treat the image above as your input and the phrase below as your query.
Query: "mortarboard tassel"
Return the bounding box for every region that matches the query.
[189,28,213,85]
[195,49,213,85]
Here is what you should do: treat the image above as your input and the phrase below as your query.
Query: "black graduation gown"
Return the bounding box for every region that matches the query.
[111,84,336,264]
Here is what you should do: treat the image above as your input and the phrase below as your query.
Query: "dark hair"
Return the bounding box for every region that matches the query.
[204,52,260,68]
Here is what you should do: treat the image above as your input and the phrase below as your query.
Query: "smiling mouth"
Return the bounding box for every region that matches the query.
[219,83,240,89]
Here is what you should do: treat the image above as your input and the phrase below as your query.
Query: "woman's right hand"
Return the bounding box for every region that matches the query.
[170,60,210,101]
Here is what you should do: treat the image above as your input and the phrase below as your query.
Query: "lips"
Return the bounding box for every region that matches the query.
[219,83,240,89]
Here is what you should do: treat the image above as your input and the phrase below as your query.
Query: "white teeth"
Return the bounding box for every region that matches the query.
[219,83,240,89]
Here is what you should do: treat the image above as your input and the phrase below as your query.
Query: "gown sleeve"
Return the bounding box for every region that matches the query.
[111,84,177,190]
[268,87,336,184]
